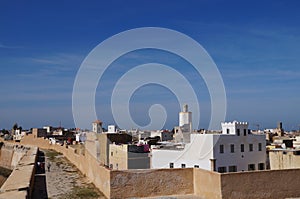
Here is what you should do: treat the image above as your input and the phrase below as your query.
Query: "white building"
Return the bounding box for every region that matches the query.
[75,132,87,143]
[152,121,266,172]
[92,120,103,134]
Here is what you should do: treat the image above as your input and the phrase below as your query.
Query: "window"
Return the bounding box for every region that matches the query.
[111,152,113,156]
[248,164,255,171]
[220,144,224,153]
[170,163,174,168]
[244,129,247,136]
[218,167,227,173]
[226,129,230,134]
[194,165,199,168]
[181,164,186,168]
[230,144,235,153]
[241,144,244,152]
[258,163,265,170]
[237,129,240,136]
[249,144,253,152]
[258,143,262,151]
[228,165,237,172]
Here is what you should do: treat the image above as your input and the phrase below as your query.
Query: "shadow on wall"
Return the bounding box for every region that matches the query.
[32,150,48,199]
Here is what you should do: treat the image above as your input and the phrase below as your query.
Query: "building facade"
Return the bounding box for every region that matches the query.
[109,144,150,170]
[152,121,266,172]
[92,120,103,134]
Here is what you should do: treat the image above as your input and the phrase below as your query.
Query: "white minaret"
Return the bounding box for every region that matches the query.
[179,104,192,133]
[92,120,103,134]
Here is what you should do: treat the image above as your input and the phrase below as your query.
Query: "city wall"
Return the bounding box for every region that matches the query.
[19,134,300,199]
[110,168,194,198]
[0,143,38,199]
[194,168,221,199]
[221,169,300,199]
[21,134,195,198]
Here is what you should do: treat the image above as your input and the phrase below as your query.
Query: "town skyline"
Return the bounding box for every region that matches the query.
[1,1,300,130]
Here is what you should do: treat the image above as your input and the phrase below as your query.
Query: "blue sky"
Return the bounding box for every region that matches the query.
[0,0,300,130]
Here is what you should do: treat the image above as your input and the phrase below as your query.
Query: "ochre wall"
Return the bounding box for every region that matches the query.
[110,168,194,198]
[0,144,37,199]
[0,145,14,169]
[194,168,222,199]
[221,169,300,199]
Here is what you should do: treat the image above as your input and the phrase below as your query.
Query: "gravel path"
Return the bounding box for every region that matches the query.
[32,149,106,199]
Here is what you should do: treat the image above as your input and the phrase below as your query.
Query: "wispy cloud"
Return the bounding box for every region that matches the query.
[15,53,85,78]
[0,42,23,49]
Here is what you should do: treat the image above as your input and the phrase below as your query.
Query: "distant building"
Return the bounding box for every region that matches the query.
[32,128,47,138]
[269,148,300,170]
[75,132,87,143]
[13,128,26,141]
[107,125,117,133]
[99,133,132,166]
[109,143,150,170]
[92,120,103,134]
[138,131,151,140]
[152,121,266,173]
[43,126,52,133]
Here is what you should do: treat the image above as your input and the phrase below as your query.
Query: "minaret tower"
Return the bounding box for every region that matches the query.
[179,104,192,133]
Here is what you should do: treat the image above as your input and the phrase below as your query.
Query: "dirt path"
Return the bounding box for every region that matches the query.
[32,149,106,199]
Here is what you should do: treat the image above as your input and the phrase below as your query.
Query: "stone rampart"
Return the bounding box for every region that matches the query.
[221,169,300,199]
[0,143,37,199]
[19,134,300,199]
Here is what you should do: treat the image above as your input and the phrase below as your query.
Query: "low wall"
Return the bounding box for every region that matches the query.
[110,168,194,198]
[221,169,300,199]
[194,168,222,199]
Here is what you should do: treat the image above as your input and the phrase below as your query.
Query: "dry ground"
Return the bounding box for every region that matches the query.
[32,149,106,199]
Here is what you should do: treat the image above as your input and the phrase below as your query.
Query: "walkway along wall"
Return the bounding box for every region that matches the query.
[20,134,300,199]
[21,134,195,198]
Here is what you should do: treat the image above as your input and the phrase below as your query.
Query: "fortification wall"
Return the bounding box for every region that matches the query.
[221,169,300,199]
[110,168,194,198]
[194,168,222,199]
[0,142,31,169]
[19,134,300,199]
[0,145,14,169]
[21,134,112,198]
[0,145,37,199]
